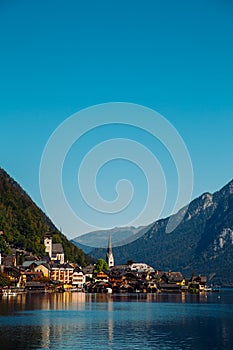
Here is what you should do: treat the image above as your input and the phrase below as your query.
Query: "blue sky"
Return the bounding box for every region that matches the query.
[0,0,233,238]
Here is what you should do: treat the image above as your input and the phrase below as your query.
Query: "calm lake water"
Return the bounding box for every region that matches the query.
[1,291,233,350]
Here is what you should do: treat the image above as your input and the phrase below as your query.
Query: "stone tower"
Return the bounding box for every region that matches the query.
[44,232,52,258]
[106,235,114,267]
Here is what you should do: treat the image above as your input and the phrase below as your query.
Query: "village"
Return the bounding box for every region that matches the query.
[0,232,208,295]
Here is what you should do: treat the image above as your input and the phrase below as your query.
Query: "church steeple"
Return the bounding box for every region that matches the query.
[44,231,52,258]
[106,234,114,267]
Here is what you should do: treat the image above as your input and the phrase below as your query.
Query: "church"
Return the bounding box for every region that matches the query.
[44,232,65,264]
[106,235,114,267]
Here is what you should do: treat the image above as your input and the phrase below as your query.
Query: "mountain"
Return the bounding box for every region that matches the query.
[0,167,91,266]
[71,225,152,253]
[82,179,233,286]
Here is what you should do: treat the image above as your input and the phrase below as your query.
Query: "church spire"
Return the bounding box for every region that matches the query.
[107,234,112,254]
[106,234,114,267]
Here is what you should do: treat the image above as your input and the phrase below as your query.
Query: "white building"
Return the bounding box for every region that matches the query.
[44,233,65,264]
[130,263,154,273]
[72,268,86,288]
[44,233,52,258]
[106,235,114,267]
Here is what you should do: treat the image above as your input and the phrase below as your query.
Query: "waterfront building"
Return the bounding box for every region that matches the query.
[72,268,86,288]
[50,263,74,284]
[82,265,94,279]
[34,263,51,278]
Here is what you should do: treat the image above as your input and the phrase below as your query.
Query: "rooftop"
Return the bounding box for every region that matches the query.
[52,243,64,254]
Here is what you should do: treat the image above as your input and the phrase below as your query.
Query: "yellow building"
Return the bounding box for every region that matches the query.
[34,263,50,278]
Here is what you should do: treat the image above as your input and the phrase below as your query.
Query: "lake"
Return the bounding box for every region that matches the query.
[1,291,233,349]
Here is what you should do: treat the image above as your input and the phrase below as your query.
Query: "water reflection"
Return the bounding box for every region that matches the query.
[0,290,225,310]
[0,291,233,350]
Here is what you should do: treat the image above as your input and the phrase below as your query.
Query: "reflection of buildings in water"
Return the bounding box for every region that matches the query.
[107,298,113,312]
[17,293,27,308]
[107,315,114,345]
[107,297,113,345]
[198,293,208,303]
[60,291,71,307]
[221,318,230,348]
[71,292,86,302]
[38,293,89,349]
[41,294,51,310]
[85,292,94,304]
[49,292,86,310]
[181,292,185,303]
[146,293,157,302]
[70,292,86,310]
[96,293,111,303]
[49,323,63,346]
[40,324,50,349]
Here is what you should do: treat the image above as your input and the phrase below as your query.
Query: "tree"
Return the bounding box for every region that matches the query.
[94,258,109,274]
[0,236,7,252]
[0,272,11,287]
[0,168,91,266]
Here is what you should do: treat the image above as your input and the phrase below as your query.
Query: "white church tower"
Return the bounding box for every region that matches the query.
[44,232,52,258]
[106,235,114,267]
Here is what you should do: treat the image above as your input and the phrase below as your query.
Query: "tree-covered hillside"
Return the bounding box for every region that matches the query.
[0,168,91,266]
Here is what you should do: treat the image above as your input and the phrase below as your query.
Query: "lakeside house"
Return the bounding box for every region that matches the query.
[72,267,86,289]
[86,263,207,294]
[0,232,207,294]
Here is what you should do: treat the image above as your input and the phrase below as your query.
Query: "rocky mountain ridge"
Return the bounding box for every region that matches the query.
[77,179,233,286]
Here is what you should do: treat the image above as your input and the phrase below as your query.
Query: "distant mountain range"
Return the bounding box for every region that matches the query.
[71,225,153,253]
[1,166,233,286]
[73,179,233,286]
[0,168,91,266]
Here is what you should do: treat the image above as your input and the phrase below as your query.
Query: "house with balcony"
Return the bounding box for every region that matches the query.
[72,267,86,289]
[50,262,74,285]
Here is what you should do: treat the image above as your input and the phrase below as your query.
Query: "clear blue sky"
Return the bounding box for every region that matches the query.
[0,0,233,238]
